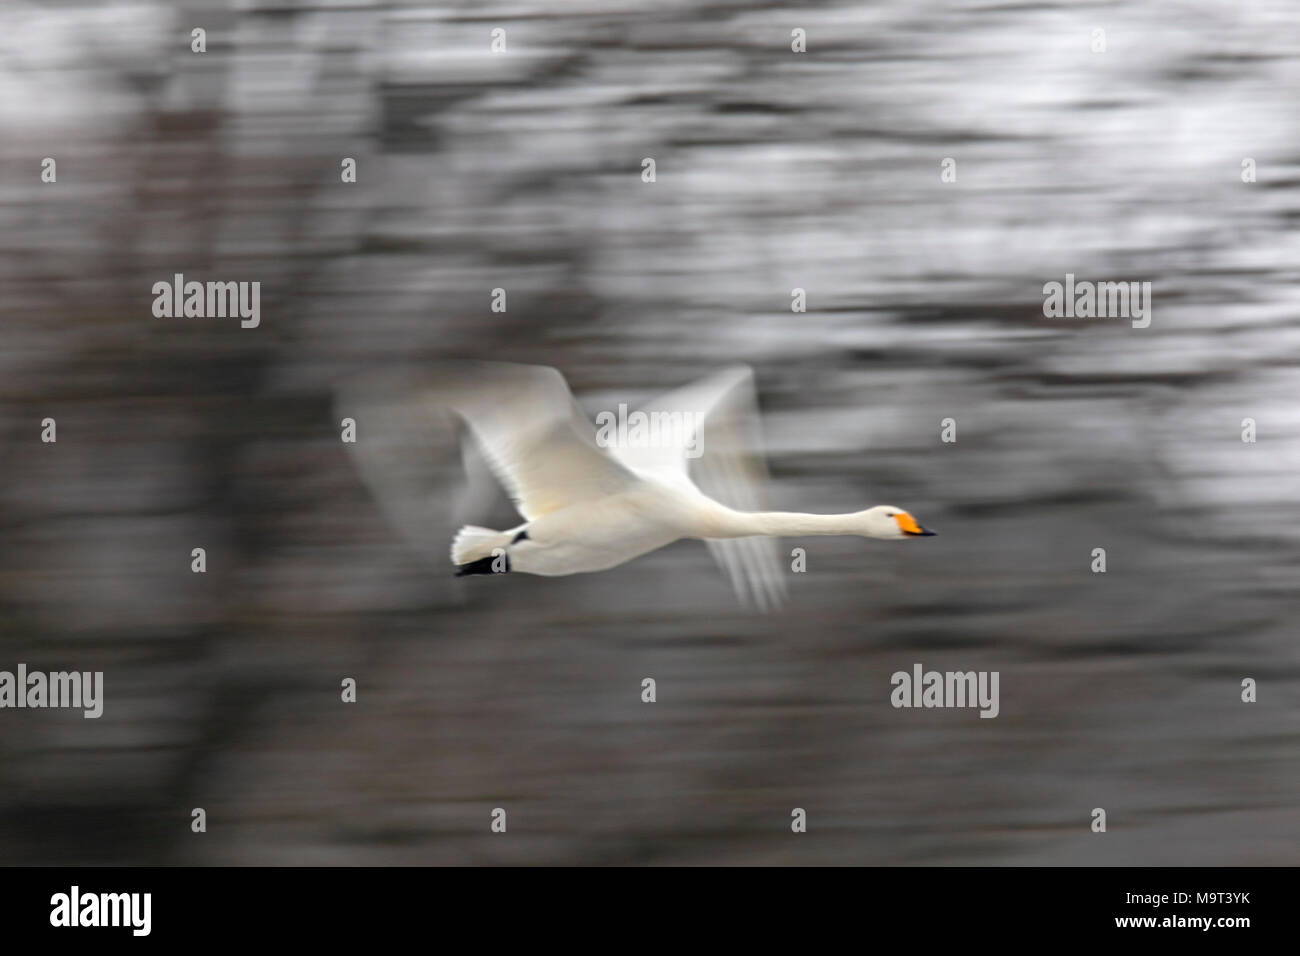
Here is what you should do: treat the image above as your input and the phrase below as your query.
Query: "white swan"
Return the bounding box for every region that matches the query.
[440,362,935,610]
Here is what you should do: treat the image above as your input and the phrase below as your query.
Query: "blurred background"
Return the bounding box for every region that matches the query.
[1,0,1298,865]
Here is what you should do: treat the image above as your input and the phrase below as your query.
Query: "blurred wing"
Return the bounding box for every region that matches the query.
[444,362,639,522]
[333,368,463,564]
[454,435,504,525]
[611,366,787,611]
[334,362,636,561]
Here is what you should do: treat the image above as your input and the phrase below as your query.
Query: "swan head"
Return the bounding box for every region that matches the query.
[860,505,936,540]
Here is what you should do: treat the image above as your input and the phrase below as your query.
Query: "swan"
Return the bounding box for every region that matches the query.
[434,362,935,610]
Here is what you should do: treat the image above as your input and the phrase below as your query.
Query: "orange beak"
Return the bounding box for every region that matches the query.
[894,512,936,536]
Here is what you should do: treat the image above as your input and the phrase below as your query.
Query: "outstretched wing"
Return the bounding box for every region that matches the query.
[445,362,640,522]
[333,367,463,565]
[609,366,787,612]
[334,362,638,561]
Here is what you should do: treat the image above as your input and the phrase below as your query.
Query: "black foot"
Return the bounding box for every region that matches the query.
[454,554,509,576]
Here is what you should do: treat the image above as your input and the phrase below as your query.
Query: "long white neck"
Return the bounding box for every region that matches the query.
[709,509,863,538]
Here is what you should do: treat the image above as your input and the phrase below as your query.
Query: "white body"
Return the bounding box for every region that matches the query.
[436,362,934,610]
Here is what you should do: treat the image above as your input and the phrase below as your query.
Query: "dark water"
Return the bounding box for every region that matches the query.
[0,0,1297,864]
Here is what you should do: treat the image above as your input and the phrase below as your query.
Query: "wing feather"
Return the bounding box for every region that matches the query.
[445,363,639,522]
[609,366,787,611]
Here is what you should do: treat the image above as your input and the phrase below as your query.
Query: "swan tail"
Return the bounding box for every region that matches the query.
[451,525,512,566]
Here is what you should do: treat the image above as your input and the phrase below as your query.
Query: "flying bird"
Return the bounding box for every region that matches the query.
[421,362,935,611]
